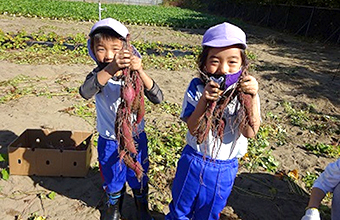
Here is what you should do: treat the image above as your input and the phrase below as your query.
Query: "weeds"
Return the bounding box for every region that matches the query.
[0,153,9,180]
[58,100,96,127]
[241,125,280,172]
[304,143,340,158]
[302,171,318,190]
[0,74,77,104]
[144,100,186,211]
[0,75,44,103]
[0,30,258,71]
[282,101,309,128]
[282,101,340,136]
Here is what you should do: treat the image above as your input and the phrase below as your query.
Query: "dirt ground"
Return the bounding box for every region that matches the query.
[0,15,339,220]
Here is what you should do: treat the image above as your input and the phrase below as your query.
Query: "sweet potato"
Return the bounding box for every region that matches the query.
[115,41,146,181]
[194,68,256,158]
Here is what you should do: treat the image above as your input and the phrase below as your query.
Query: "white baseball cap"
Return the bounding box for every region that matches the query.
[87,18,141,62]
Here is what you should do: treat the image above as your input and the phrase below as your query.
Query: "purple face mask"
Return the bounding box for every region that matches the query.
[225,69,242,89]
[204,68,243,90]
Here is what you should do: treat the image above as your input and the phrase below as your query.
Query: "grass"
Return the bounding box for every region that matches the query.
[0,0,226,28]
[0,154,9,180]
[0,74,80,104]
[240,125,280,173]
[282,101,340,136]
[302,171,319,190]
[0,29,201,70]
[304,143,340,158]
[0,29,260,71]
[0,74,47,103]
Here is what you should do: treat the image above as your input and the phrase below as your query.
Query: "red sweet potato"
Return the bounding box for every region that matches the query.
[122,83,136,108]
[115,40,146,180]
[123,153,144,181]
[122,120,137,154]
[194,67,256,158]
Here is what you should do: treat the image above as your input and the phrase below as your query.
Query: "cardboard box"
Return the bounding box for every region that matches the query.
[8,129,93,177]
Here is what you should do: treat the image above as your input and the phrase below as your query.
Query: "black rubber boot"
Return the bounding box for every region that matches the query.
[103,185,126,220]
[132,185,154,220]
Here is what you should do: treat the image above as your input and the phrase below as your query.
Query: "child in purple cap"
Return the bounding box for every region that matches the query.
[79,18,163,220]
[166,22,261,220]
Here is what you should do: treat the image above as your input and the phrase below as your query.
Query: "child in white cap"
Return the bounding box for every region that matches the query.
[301,158,340,220]
[166,22,261,220]
[79,18,163,220]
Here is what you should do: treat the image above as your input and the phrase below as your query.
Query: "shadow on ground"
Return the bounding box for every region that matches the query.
[29,168,165,220]
[0,130,17,169]
[0,130,17,155]
[222,172,331,220]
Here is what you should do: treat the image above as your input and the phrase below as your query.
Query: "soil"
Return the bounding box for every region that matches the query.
[0,15,339,220]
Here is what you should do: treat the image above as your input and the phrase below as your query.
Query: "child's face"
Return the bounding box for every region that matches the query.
[205,46,242,75]
[93,37,123,63]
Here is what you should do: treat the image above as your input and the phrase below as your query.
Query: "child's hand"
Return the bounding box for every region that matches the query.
[130,54,142,72]
[203,80,223,102]
[107,49,132,76]
[114,49,132,69]
[239,75,258,96]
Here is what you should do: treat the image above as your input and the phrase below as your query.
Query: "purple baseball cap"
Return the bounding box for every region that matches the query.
[87,18,141,62]
[202,22,247,49]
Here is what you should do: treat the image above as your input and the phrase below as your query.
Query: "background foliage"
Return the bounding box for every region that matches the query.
[165,0,340,9]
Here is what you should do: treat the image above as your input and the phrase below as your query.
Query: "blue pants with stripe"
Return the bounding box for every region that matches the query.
[97,131,149,193]
[166,145,238,220]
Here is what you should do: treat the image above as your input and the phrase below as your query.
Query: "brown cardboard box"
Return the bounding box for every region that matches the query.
[8,129,93,177]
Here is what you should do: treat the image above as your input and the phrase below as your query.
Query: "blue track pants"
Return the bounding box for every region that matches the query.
[166,145,238,220]
[97,131,149,193]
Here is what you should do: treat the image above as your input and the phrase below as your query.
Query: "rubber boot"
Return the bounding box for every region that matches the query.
[104,185,126,220]
[132,185,154,220]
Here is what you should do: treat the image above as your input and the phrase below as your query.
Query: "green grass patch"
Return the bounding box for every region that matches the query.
[240,125,280,173]
[282,101,340,135]
[302,171,318,190]
[0,154,9,180]
[0,29,201,69]
[0,29,259,70]
[0,74,49,103]
[0,74,81,104]
[0,0,226,29]
[304,143,340,158]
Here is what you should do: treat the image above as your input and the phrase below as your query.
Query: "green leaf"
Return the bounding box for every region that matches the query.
[0,153,7,162]
[47,191,56,200]
[1,168,9,180]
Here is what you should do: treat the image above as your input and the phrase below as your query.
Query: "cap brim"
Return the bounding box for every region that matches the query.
[89,26,110,36]
[89,26,127,39]
[202,39,247,49]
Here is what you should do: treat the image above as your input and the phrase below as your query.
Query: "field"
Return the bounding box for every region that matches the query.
[0,1,339,220]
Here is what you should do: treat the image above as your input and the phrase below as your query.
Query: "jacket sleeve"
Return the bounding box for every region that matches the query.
[313,158,340,194]
[79,70,105,100]
[144,80,164,104]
